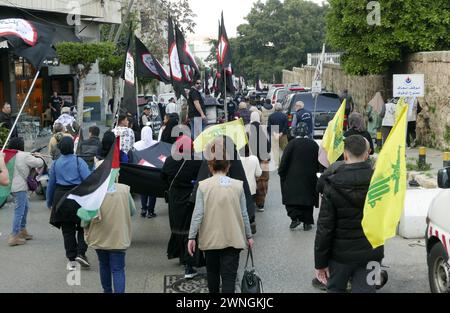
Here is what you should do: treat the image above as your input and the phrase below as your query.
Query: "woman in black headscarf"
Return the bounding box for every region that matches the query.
[47,136,92,271]
[160,113,180,145]
[161,135,203,279]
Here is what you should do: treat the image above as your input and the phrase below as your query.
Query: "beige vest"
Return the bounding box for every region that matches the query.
[85,184,132,250]
[198,175,247,251]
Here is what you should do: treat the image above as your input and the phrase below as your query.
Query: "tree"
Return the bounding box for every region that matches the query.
[99,54,123,115]
[326,0,450,75]
[56,42,115,124]
[221,0,327,84]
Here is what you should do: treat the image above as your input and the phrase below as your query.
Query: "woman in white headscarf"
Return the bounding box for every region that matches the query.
[133,126,158,218]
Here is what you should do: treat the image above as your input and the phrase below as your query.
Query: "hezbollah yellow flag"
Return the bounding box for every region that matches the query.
[194,119,248,153]
[319,99,346,166]
[362,102,408,249]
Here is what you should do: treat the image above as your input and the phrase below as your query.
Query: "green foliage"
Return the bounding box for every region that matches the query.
[219,0,327,83]
[445,125,450,143]
[407,158,432,172]
[0,124,9,147]
[56,42,115,78]
[326,0,450,75]
[99,54,123,77]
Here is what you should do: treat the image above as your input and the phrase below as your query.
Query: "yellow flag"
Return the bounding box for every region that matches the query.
[320,99,346,165]
[362,103,408,249]
[193,119,248,153]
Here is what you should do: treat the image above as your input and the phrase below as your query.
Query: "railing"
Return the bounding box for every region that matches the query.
[307,53,342,67]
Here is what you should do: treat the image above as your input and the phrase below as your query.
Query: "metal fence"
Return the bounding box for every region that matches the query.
[307,53,342,67]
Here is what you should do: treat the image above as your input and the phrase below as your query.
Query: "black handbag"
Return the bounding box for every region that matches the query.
[241,248,263,293]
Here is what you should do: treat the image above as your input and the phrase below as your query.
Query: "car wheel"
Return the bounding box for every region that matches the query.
[428,242,450,293]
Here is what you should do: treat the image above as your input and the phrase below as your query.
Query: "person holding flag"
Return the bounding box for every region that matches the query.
[47,137,92,270]
[314,135,382,293]
[7,138,44,247]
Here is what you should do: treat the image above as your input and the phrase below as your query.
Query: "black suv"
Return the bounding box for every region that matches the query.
[282,92,341,138]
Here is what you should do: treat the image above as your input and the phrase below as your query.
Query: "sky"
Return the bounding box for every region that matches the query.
[188,0,326,40]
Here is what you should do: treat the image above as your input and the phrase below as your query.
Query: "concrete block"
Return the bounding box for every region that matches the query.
[398,188,442,239]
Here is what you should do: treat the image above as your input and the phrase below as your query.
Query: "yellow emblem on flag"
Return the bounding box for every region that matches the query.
[320,99,346,165]
[362,101,408,249]
[193,119,248,153]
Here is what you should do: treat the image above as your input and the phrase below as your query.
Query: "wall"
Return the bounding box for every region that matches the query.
[283,51,450,150]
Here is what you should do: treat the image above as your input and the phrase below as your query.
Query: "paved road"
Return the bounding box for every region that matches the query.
[0,170,429,293]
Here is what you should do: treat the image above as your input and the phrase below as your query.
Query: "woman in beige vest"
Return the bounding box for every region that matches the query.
[188,155,254,293]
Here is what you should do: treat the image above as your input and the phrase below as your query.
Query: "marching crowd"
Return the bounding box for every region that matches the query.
[1,84,412,294]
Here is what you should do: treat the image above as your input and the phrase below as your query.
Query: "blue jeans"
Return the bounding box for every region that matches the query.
[96,250,126,293]
[140,195,156,214]
[11,191,29,236]
[189,117,207,139]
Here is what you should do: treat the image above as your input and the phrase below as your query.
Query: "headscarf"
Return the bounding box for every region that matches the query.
[58,136,74,155]
[133,126,157,151]
[100,131,115,158]
[368,92,384,114]
[348,112,366,132]
[161,114,180,144]
[250,111,261,124]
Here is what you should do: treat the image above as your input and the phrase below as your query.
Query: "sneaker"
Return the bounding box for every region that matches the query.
[312,278,327,291]
[75,255,90,268]
[140,209,147,217]
[289,220,301,230]
[67,261,78,271]
[8,235,26,247]
[147,212,157,219]
[303,224,313,231]
[184,267,198,279]
[257,207,265,212]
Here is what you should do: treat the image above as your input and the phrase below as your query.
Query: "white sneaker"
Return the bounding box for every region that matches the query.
[67,261,78,271]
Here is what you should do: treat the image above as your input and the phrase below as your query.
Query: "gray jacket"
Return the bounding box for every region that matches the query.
[11,151,44,193]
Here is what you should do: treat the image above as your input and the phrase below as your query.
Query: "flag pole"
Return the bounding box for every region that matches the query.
[2,70,40,152]
[224,67,227,122]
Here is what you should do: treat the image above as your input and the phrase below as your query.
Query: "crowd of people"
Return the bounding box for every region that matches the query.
[1,86,419,294]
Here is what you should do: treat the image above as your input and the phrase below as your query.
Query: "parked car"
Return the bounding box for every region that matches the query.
[282,91,341,138]
[425,167,450,293]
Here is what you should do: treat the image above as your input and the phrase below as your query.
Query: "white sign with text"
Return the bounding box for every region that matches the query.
[393,74,424,97]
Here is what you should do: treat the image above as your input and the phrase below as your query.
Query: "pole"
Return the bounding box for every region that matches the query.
[224,67,227,122]
[313,93,319,137]
[113,0,135,44]
[2,70,40,152]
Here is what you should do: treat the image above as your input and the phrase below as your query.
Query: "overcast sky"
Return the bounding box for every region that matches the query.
[189,0,326,40]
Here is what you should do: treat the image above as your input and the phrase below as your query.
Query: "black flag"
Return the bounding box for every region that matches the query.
[135,36,171,84]
[121,32,137,116]
[168,16,186,99]
[217,12,232,70]
[174,22,200,84]
[0,18,55,69]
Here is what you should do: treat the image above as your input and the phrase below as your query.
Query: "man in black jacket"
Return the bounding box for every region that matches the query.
[0,102,17,138]
[78,126,102,170]
[314,135,383,293]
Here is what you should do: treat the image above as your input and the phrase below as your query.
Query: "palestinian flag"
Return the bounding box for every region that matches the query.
[0,149,18,207]
[56,137,120,223]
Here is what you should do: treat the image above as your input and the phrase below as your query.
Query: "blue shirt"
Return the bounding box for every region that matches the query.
[46,155,92,208]
[292,109,313,137]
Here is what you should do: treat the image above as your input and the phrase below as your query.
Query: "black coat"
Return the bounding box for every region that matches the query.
[0,112,17,137]
[314,161,384,269]
[278,137,319,206]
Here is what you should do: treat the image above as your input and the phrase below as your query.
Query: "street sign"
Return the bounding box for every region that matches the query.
[393,74,424,97]
[312,80,322,94]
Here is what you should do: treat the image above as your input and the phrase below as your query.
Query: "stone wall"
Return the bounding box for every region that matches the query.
[283,51,450,150]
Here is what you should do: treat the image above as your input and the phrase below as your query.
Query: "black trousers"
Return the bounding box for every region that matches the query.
[327,260,376,293]
[407,121,416,147]
[61,222,88,261]
[205,248,241,293]
[286,205,314,225]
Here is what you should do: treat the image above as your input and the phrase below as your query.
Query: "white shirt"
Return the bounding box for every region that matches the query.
[240,155,262,195]
[166,102,180,116]
[382,102,396,127]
